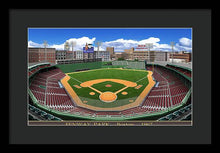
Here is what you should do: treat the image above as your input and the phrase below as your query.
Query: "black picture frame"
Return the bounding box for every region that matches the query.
[9,9,212,146]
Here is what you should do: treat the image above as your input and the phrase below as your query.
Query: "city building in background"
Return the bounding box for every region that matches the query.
[168,51,191,63]
[94,51,110,61]
[28,47,56,64]
[75,50,83,60]
[66,51,74,59]
[56,50,66,60]
[121,45,191,63]
[106,47,115,60]
[114,52,123,60]
[133,51,168,62]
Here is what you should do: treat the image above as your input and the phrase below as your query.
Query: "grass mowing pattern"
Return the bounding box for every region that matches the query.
[67,68,149,108]
[92,81,126,93]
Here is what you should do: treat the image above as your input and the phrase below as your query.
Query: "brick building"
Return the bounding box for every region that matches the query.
[124,47,134,60]
[28,47,56,64]
[106,47,115,59]
[168,51,191,63]
[126,48,168,62]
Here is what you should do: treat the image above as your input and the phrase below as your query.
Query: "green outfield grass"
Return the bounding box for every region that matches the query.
[68,68,148,82]
[92,81,126,93]
[67,68,149,108]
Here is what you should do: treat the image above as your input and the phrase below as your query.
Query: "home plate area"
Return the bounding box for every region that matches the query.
[80,79,137,103]
[63,68,154,111]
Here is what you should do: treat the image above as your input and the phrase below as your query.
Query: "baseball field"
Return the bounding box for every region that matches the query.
[61,68,155,111]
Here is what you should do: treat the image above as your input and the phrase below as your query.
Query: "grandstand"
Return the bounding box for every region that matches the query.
[28,62,51,77]
[29,68,75,112]
[157,104,192,121]
[28,104,62,121]
[166,64,192,78]
[28,60,192,122]
[144,65,190,111]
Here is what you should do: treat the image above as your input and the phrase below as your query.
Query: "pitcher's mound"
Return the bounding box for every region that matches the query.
[99,92,117,102]
[105,84,112,87]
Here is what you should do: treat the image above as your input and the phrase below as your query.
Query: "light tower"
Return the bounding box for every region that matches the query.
[95,41,102,59]
[170,41,175,63]
[64,41,70,60]
[64,41,70,51]
[43,40,48,62]
[145,43,153,63]
[145,43,153,72]
[70,41,76,59]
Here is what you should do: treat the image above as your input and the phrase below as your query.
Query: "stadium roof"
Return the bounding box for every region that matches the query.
[28,62,54,69]
[149,61,192,70]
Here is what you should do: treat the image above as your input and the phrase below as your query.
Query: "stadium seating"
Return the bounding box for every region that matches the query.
[28,64,51,77]
[28,104,62,121]
[142,65,189,111]
[29,64,190,120]
[29,68,75,112]
[166,64,191,78]
[181,113,191,120]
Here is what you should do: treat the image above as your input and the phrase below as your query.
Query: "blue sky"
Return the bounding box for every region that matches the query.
[28,28,192,52]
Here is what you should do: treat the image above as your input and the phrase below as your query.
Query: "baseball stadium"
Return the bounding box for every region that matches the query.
[28,59,192,123]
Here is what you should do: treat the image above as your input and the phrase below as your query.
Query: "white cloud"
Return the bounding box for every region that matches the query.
[102,38,138,51]
[28,36,192,52]
[28,37,97,51]
[138,37,160,44]
[153,43,172,51]
[174,37,192,51]
[175,43,192,51]
[50,44,64,50]
[102,37,161,51]
[66,37,96,50]
[53,37,97,51]
[179,37,192,47]
[28,40,44,48]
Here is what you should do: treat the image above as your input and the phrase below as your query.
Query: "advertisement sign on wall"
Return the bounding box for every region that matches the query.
[83,43,94,53]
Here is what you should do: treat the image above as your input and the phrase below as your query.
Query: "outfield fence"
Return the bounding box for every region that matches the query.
[56,61,102,73]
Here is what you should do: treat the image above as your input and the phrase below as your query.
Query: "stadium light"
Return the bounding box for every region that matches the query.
[95,41,103,58]
[64,41,70,51]
[145,43,153,63]
[95,41,102,51]
[70,41,76,59]
[170,42,175,63]
[43,40,48,62]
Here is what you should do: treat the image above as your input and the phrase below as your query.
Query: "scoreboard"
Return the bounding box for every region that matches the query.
[83,47,94,53]
[83,43,94,53]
